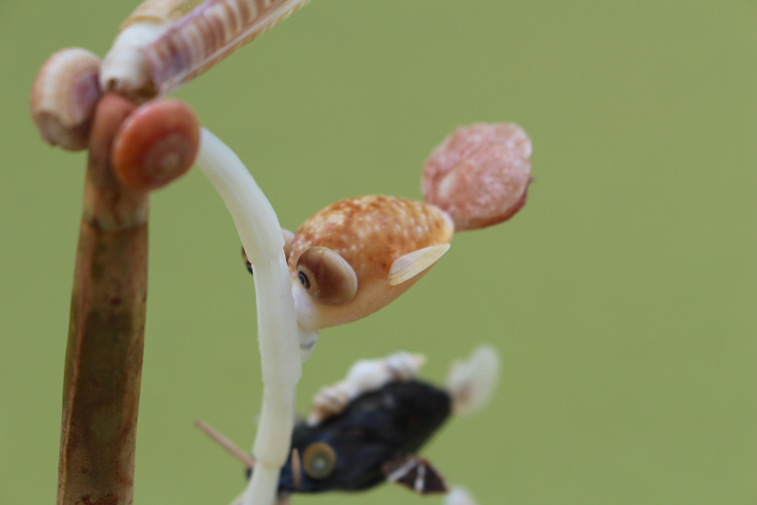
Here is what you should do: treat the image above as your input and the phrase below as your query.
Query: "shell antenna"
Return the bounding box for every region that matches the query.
[194,419,255,469]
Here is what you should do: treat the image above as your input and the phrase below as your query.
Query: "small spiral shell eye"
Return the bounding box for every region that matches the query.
[302,442,336,480]
[112,98,199,192]
[296,247,357,306]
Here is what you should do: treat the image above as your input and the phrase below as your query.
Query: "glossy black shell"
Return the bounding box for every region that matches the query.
[274,379,451,493]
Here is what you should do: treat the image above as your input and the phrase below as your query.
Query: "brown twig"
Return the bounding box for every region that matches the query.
[55,92,197,505]
[194,420,256,469]
[57,94,145,505]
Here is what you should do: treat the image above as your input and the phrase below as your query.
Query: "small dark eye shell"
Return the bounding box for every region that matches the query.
[296,247,357,306]
[298,270,310,288]
[242,231,292,274]
[241,246,253,274]
[302,442,337,480]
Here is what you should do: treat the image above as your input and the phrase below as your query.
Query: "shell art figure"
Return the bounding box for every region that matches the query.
[197,347,500,503]
[243,123,532,355]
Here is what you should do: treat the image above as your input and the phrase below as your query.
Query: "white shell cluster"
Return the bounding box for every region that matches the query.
[307,346,502,423]
[307,352,426,425]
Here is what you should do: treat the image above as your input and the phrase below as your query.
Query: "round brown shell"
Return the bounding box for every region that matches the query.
[112,98,199,192]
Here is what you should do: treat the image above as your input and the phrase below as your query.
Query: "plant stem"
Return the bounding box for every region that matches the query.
[195,128,302,505]
[57,94,147,505]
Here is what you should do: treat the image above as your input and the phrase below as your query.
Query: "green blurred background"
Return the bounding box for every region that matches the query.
[1,1,755,504]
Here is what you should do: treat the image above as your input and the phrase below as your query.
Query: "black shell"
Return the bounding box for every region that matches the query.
[273,380,451,493]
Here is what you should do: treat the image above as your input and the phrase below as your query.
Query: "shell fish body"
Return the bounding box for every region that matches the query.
[276,380,452,493]
[290,195,454,331]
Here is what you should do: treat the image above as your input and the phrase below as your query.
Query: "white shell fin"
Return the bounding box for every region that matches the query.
[388,244,450,286]
[446,345,501,415]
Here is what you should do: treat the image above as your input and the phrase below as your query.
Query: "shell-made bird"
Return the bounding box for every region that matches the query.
[243,123,532,337]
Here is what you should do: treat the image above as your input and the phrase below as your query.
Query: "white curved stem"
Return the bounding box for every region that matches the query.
[196,128,301,505]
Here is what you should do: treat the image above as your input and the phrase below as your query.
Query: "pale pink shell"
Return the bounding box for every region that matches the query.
[422,123,532,231]
[290,196,454,329]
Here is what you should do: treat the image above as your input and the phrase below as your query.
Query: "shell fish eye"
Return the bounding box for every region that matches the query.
[302,441,336,480]
[242,229,292,276]
[298,270,310,289]
[241,246,252,275]
[296,247,357,306]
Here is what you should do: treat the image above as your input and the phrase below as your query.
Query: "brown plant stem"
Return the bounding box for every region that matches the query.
[57,94,148,505]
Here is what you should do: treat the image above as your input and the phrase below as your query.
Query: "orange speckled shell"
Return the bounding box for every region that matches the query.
[290,196,454,329]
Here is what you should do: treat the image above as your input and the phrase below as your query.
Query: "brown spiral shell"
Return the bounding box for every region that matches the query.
[112,98,200,192]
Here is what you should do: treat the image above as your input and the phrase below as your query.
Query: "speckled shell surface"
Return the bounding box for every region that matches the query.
[290,196,454,330]
[422,123,531,231]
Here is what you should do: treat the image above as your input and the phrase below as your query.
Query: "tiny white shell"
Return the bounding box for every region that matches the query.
[445,486,479,505]
[307,352,425,425]
[384,352,428,382]
[307,383,350,426]
[345,352,425,397]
